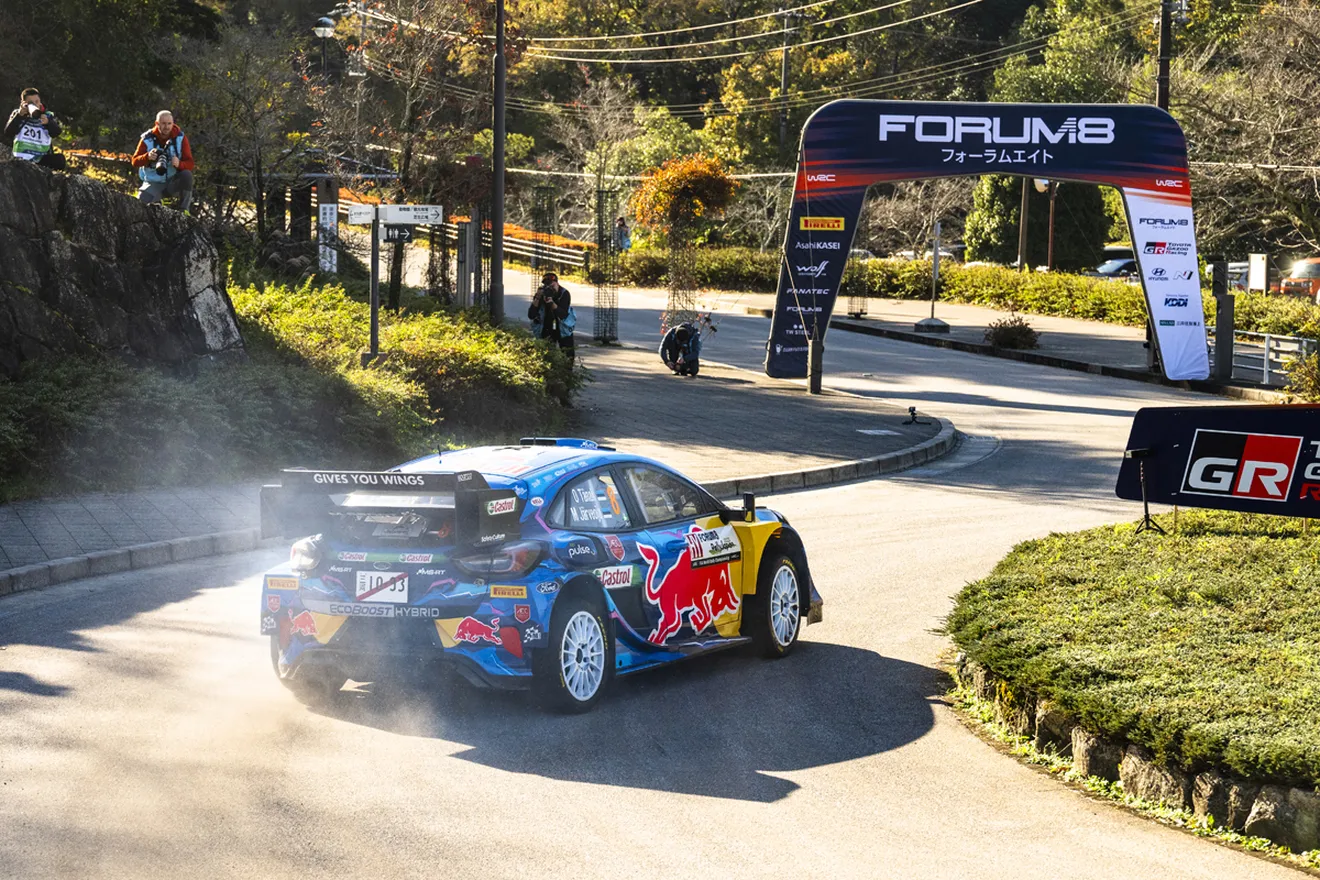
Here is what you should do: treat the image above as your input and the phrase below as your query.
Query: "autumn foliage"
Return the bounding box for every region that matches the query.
[631,154,739,235]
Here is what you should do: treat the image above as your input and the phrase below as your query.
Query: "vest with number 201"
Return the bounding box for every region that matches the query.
[12,120,51,161]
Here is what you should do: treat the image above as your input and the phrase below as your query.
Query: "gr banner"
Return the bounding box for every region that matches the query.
[767,100,1209,382]
[1115,405,1320,516]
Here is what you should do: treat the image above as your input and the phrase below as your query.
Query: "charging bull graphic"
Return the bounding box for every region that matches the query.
[638,532,741,645]
[455,616,503,646]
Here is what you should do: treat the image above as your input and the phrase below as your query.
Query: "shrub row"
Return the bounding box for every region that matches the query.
[0,281,580,501]
[944,509,1320,787]
[618,248,1320,341]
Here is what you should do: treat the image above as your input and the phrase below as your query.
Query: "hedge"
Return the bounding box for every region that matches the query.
[944,509,1320,787]
[617,248,1320,342]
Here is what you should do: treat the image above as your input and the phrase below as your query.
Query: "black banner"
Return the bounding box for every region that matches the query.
[1116,405,1320,516]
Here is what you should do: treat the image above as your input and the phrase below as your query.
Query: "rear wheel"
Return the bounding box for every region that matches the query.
[534,594,613,713]
[745,553,803,658]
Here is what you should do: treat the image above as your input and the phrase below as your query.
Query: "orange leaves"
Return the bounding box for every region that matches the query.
[631,153,740,234]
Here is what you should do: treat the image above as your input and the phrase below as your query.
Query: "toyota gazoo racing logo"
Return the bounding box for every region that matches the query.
[1180,429,1303,502]
[878,114,1115,144]
[1144,241,1192,256]
[795,261,829,278]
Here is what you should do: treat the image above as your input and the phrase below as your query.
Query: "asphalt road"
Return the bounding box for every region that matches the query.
[0,289,1294,879]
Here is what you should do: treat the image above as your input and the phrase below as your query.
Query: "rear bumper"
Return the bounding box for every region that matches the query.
[290,641,533,690]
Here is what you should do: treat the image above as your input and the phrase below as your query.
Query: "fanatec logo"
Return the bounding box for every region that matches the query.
[795,261,829,278]
[878,114,1115,144]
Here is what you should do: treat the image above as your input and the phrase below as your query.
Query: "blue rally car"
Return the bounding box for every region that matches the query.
[259,438,822,711]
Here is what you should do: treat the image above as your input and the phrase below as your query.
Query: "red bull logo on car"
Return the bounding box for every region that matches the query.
[638,527,740,645]
[454,616,502,646]
[289,610,317,637]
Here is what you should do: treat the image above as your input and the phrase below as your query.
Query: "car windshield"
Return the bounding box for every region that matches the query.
[1094,259,1133,274]
[1290,261,1320,279]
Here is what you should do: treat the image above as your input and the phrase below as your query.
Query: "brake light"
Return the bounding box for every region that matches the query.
[454,540,543,576]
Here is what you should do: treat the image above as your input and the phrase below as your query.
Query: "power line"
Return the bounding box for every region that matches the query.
[525,0,985,63]
[527,0,839,42]
[528,0,917,54]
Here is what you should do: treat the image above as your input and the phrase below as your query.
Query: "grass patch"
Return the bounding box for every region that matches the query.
[944,508,1320,788]
[0,279,582,501]
[950,684,1320,869]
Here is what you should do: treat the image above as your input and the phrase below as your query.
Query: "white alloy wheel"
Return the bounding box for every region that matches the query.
[560,610,606,702]
[769,564,801,648]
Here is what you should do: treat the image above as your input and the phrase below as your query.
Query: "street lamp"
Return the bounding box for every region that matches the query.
[313,16,336,75]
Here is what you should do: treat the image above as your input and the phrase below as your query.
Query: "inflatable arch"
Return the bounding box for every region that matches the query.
[766,100,1208,381]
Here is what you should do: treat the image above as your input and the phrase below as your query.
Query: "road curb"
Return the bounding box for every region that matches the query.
[0,528,266,600]
[701,417,958,500]
[743,306,1285,402]
[1,355,960,597]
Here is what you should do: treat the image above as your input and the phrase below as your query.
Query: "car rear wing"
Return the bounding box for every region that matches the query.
[260,469,524,549]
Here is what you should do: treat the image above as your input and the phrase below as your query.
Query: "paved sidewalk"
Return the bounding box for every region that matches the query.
[0,343,949,585]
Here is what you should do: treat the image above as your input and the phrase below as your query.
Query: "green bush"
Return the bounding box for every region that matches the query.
[618,246,780,290]
[984,313,1040,349]
[0,280,581,500]
[945,509,1320,787]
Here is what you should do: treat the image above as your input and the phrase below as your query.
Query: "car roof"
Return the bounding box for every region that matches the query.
[393,444,670,486]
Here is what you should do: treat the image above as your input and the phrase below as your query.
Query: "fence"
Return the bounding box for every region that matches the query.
[1207,327,1317,386]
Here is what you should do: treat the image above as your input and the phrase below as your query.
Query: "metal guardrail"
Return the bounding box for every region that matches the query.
[1207,327,1317,386]
[331,202,588,270]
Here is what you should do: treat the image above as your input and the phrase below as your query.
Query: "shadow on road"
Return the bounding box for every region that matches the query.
[311,641,945,803]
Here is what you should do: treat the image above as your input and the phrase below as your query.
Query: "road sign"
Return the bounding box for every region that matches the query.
[346,204,375,224]
[383,224,413,243]
[377,204,443,224]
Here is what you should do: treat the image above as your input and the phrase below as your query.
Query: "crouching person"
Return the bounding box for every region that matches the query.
[132,111,194,213]
[660,322,701,377]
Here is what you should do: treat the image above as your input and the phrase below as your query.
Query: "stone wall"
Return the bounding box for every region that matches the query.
[0,160,244,376]
[955,655,1320,854]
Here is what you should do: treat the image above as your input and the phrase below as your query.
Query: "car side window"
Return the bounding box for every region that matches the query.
[624,466,717,525]
[549,471,631,531]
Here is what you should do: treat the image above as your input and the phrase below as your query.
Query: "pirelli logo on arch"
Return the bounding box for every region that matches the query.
[1180,430,1303,502]
[800,216,845,231]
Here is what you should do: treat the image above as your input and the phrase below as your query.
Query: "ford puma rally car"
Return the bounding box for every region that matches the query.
[260,439,822,711]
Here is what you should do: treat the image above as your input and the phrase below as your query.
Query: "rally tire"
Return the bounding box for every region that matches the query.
[534,594,613,713]
[745,553,804,658]
[269,634,342,704]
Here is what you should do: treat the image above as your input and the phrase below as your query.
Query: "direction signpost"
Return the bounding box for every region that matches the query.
[344,202,443,365]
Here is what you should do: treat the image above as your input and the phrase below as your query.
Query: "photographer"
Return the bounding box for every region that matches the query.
[659,321,701,377]
[528,272,576,361]
[131,111,194,213]
[4,88,66,169]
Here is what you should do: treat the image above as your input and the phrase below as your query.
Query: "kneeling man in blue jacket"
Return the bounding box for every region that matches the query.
[660,322,701,377]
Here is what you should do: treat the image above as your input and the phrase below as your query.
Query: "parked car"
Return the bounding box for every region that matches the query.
[1084,257,1139,279]
[1281,257,1320,301]
[849,248,876,261]
[259,439,823,712]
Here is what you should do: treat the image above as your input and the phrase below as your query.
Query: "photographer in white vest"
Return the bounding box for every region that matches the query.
[3,87,66,170]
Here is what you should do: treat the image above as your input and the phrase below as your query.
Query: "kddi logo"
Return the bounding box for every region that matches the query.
[1180,429,1303,501]
[878,114,1115,144]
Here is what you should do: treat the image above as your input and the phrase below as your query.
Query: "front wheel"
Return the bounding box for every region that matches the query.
[534,595,613,713]
[745,553,803,658]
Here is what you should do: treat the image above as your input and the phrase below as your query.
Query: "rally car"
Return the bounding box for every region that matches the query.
[259,438,822,712]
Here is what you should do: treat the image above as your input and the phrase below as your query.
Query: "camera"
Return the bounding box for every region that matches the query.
[153,148,170,177]
[26,103,39,116]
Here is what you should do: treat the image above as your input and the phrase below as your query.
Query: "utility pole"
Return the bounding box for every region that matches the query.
[490,0,507,323]
[1148,0,1174,370]
[1156,0,1172,111]
[777,9,804,158]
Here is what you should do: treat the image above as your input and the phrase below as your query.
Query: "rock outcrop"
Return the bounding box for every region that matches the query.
[0,159,243,376]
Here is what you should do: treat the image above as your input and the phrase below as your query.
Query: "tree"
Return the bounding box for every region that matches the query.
[549,80,642,238]
[313,0,485,308]
[633,153,739,328]
[863,179,975,257]
[964,175,1109,270]
[172,28,310,244]
[723,177,794,251]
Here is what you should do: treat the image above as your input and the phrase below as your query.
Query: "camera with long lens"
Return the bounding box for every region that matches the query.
[152,147,170,177]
